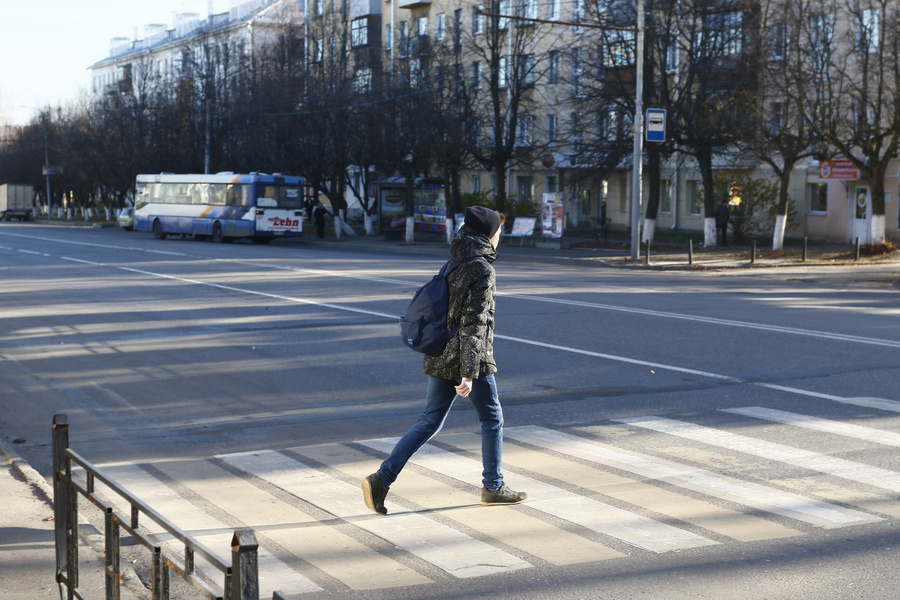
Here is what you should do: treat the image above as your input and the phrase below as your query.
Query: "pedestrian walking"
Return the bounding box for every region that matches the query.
[362,206,527,515]
[313,201,328,239]
[715,199,730,247]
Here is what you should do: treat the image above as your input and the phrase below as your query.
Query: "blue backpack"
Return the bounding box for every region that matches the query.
[399,257,483,354]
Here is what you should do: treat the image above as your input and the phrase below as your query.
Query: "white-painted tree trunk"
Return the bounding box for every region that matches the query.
[642,218,656,244]
[870,214,886,245]
[364,213,377,235]
[332,215,343,240]
[772,214,787,251]
[405,216,415,244]
[340,218,356,236]
[704,217,716,247]
[445,217,455,245]
[104,207,111,221]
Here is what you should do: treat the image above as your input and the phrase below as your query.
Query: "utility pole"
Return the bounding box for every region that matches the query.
[629,0,645,261]
[43,117,52,221]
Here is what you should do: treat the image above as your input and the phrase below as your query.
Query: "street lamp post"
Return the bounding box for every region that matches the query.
[629,0,645,261]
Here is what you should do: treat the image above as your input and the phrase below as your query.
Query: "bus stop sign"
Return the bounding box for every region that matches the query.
[646,109,666,143]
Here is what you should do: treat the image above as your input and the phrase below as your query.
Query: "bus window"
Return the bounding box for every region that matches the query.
[257,185,304,209]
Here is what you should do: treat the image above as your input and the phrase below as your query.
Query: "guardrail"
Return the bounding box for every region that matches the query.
[52,414,289,600]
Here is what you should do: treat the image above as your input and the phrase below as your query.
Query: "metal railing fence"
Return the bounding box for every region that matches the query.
[52,414,289,600]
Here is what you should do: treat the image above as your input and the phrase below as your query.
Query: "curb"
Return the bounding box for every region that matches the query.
[0,435,54,504]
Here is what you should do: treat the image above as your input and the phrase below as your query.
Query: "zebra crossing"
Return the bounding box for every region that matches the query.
[88,405,899,598]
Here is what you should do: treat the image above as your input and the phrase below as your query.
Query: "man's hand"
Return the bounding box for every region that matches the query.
[455,377,473,398]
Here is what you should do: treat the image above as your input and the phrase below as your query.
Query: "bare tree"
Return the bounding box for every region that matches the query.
[798,0,900,244]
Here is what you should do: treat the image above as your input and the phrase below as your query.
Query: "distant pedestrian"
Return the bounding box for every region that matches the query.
[313,202,328,239]
[362,206,527,515]
[715,199,730,247]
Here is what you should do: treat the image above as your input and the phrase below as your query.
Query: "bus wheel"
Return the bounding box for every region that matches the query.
[212,222,226,243]
[152,219,167,240]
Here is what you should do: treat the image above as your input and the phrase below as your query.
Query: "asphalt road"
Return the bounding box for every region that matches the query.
[1,222,899,600]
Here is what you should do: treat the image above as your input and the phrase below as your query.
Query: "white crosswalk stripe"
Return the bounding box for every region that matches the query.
[503,426,879,529]
[617,415,900,494]
[83,406,898,597]
[216,449,532,579]
[722,406,900,447]
[94,463,322,597]
[359,438,720,553]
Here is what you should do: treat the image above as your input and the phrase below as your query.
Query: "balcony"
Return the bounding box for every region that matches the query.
[398,0,430,8]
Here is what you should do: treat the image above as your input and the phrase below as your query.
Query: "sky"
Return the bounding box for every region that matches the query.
[0,0,233,126]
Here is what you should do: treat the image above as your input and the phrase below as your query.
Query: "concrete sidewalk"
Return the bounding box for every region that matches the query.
[0,439,141,600]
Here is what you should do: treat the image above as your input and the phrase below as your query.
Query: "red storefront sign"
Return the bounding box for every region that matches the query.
[818,159,858,180]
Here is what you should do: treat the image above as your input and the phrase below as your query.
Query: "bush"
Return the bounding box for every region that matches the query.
[861,242,897,256]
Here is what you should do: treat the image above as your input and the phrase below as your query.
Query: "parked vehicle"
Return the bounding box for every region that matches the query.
[118,207,134,230]
[0,184,34,221]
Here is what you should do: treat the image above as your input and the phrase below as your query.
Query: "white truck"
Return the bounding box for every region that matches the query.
[0,184,34,221]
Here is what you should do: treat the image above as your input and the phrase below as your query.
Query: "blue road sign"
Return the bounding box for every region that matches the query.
[646,109,666,142]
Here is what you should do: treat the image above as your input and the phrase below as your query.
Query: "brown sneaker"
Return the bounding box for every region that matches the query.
[362,473,389,515]
[481,485,527,505]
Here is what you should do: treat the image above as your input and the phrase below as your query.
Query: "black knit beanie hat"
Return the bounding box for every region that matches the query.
[464,206,502,238]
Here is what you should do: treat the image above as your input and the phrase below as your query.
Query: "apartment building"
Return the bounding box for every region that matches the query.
[89,0,900,244]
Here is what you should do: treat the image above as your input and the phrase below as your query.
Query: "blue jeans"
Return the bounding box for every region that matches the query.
[378,374,504,490]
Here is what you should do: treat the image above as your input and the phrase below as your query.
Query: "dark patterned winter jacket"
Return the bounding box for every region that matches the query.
[423,226,498,381]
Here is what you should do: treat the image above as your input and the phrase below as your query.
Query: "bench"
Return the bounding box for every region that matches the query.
[501,217,537,247]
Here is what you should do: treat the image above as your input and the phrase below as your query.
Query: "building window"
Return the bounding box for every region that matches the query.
[471,174,481,193]
[688,180,703,215]
[619,179,627,213]
[768,102,785,134]
[660,179,672,214]
[516,175,534,201]
[354,67,372,93]
[517,54,536,87]
[546,176,557,194]
[547,50,559,83]
[808,183,827,213]
[472,61,482,89]
[473,5,484,34]
[701,11,743,56]
[571,112,582,152]
[572,0,583,33]
[454,9,463,51]
[547,114,557,146]
[518,0,537,21]
[769,21,788,61]
[572,48,583,97]
[811,14,834,52]
[351,19,368,47]
[606,29,635,67]
[385,24,392,50]
[436,13,446,40]
[547,0,559,20]
[415,17,428,37]
[313,0,323,17]
[858,8,879,54]
[497,0,510,30]
[498,56,508,88]
[313,38,324,62]
[399,21,409,57]
[516,116,534,146]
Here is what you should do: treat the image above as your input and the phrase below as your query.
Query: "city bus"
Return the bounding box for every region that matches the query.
[133,173,306,243]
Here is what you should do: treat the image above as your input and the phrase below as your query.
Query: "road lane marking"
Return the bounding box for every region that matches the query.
[722,407,900,447]
[4,230,899,349]
[359,438,719,553]
[617,416,900,494]
[502,426,878,529]
[9,242,898,411]
[217,449,531,579]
